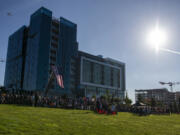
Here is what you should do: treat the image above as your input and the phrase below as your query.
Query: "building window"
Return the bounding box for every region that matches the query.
[51,36,58,42]
[52,21,59,28]
[51,42,58,48]
[50,50,56,55]
[52,29,59,35]
[50,56,56,62]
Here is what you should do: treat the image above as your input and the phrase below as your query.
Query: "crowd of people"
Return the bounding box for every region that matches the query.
[0,90,94,109]
[96,98,117,114]
[0,90,118,114]
[130,106,172,115]
[1,90,176,116]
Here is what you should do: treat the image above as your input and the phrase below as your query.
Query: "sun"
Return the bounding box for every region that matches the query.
[147,24,167,52]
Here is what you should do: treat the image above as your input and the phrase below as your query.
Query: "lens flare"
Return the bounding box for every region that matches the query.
[147,23,167,51]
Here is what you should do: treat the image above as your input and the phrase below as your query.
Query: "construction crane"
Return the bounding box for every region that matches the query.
[159,81,180,92]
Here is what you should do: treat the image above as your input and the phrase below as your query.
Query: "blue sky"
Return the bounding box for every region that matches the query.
[0,0,180,102]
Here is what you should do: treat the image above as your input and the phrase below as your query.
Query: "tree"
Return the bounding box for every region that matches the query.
[0,86,6,93]
[178,98,180,113]
[92,94,96,99]
[173,101,178,113]
[105,90,111,102]
[150,98,156,107]
[137,94,143,103]
[114,97,121,103]
[169,103,173,113]
[124,92,132,106]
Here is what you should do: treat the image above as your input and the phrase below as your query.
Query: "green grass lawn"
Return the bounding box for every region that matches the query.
[0,105,180,135]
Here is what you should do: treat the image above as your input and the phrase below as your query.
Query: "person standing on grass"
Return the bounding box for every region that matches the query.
[31,94,35,106]
[96,99,100,112]
[34,92,39,107]
[0,92,2,104]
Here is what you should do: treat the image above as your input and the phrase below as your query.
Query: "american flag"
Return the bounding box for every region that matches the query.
[51,66,64,88]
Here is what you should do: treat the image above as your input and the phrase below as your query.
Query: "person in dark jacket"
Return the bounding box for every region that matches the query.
[35,92,39,107]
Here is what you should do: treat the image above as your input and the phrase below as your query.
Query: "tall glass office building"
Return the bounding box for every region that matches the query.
[4,26,28,90]
[4,7,125,99]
